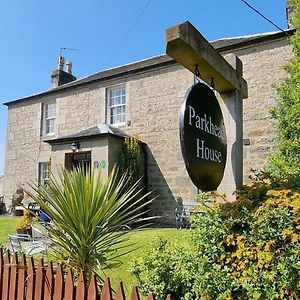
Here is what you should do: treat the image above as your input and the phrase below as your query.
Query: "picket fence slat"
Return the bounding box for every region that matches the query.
[9,252,18,300]
[2,252,10,300]
[87,274,98,300]
[18,254,26,300]
[100,278,112,300]
[44,261,54,300]
[54,264,64,300]
[34,259,44,300]
[0,249,3,300]
[26,257,35,300]
[146,293,155,300]
[76,272,86,300]
[115,282,126,300]
[64,270,75,300]
[0,249,171,300]
[130,286,140,300]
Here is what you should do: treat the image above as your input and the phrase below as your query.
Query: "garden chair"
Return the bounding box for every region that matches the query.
[9,234,47,256]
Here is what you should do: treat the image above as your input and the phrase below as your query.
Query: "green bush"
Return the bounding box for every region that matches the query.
[266,0,300,183]
[131,237,200,300]
[131,176,300,299]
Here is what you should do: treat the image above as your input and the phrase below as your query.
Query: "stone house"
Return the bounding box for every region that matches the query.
[0,175,3,196]
[2,26,294,224]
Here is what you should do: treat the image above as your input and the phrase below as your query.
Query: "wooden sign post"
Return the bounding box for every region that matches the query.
[166,21,248,198]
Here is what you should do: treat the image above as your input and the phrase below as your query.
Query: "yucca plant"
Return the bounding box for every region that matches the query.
[26,166,153,282]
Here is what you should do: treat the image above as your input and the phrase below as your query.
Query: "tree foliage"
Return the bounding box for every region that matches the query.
[119,137,141,189]
[267,0,300,182]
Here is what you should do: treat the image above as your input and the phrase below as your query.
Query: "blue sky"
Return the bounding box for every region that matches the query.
[0,0,289,175]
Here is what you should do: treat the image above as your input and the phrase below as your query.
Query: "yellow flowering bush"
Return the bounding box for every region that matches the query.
[132,172,300,299]
[208,173,300,299]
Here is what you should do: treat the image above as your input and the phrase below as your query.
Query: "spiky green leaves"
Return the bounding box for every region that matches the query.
[27,167,153,282]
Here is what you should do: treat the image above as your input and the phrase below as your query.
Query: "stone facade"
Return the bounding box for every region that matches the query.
[0,175,3,196]
[230,39,292,182]
[3,32,293,224]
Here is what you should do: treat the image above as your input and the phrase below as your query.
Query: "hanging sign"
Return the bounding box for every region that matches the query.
[179,82,227,191]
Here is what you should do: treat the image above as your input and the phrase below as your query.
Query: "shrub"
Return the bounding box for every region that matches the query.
[16,209,34,230]
[131,237,200,300]
[266,0,300,183]
[131,176,300,299]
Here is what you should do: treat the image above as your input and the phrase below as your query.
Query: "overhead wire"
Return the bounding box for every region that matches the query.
[107,0,289,68]
[106,0,152,67]
[240,0,290,36]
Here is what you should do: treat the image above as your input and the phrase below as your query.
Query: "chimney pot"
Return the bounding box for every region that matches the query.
[58,56,65,71]
[66,62,72,74]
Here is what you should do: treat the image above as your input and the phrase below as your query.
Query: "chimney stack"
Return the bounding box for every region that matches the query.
[51,56,77,89]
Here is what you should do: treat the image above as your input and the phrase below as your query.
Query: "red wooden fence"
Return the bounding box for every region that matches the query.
[0,248,171,300]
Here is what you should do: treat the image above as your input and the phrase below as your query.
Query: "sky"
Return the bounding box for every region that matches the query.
[0,0,289,175]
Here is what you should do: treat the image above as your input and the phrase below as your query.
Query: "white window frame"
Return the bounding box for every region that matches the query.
[43,102,56,135]
[106,86,126,126]
[38,162,50,186]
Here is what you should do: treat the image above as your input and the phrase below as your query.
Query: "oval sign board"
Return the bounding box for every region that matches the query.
[179,82,227,191]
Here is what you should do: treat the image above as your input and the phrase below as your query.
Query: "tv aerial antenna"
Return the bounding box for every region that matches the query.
[59,47,78,57]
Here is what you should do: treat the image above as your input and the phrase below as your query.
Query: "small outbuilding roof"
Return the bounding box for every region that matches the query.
[44,123,129,144]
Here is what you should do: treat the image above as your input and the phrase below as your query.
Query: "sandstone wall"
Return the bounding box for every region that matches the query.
[3,37,292,223]
[230,38,292,182]
[0,175,3,196]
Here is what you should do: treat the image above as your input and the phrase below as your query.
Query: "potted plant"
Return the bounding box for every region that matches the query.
[16,209,34,236]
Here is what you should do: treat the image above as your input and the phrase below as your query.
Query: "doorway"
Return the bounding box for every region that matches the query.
[65,151,91,174]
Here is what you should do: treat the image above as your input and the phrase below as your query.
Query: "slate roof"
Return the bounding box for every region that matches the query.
[3,28,295,106]
[210,29,295,52]
[44,123,129,144]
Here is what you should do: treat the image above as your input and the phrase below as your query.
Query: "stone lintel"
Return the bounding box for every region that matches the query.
[166,21,248,98]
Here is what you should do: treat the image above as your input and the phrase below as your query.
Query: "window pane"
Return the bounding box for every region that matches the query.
[45,103,55,118]
[39,162,49,186]
[46,119,55,134]
[43,102,56,134]
[108,87,126,124]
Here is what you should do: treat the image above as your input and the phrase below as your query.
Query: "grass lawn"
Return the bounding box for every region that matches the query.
[104,228,192,293]
[0,216,191,293]
[0,216,18,244]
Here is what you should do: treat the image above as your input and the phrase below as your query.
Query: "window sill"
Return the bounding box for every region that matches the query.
[108,122,126,128]
[41,133,56,141]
